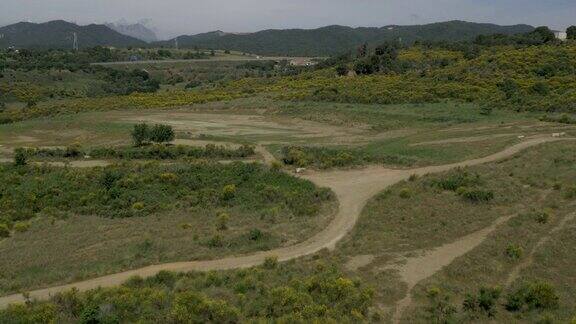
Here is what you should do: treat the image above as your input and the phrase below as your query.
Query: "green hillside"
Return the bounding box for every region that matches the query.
[157,21,534,56]
[0,20,146,49]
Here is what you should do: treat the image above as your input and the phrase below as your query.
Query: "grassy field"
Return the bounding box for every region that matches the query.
[2,141,574,323]
[332,141,576,322]
[3,98,572,169]
[0,162,335,295]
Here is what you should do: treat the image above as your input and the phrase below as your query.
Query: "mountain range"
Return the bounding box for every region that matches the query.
[157,21,534,56]
[0,20,534,56]
[0,20,146,49]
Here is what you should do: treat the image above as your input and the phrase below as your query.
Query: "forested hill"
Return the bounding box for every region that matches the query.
[0,20,146,49]
[157,21,534,56]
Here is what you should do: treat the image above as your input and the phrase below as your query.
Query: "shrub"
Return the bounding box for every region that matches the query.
[0,223,10,238]
[149,124,175,144]
[217,212,230,231]
[13,221,31,233]
[270,160,282,171]
[185,80,202,89]
[506,281,559,312]
[248,228,264,241]
[425,287,457,323]
[222,185,236,200]
[463,287,502,318]
[435,169,480,191]
[534,211,550,224]
[159,172,178,182]
[457,187,494,203]
[505,244,524,261]
[565,186,576,199]
[208,234,223,247]
[13,148,27,166]
[169,292,240,323]
[132,202,145,211]
[131,123,150,147]
[399,188,412,199]
[180,223,193,230]
[263,256,279,269]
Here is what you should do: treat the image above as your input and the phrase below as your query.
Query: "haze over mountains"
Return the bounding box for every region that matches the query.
[0,20,535,56]
[106,20,158,43]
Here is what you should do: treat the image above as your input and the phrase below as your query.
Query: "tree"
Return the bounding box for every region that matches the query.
[529,26,556,44]
[335,64,349,76]
[354,59,375,75]
[149,124,175,144]
[568,26,576,40]
[357,43,367,58]
[131,123,150,147]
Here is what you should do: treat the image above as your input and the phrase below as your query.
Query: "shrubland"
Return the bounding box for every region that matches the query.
[0,161,332,225]
[19,144,256,161]
[0,262,375,323]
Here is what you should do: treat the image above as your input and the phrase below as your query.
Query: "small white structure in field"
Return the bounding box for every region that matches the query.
[552,132,566,138]
[554,31,567,41]
[295,168,306,174]
[517,135,525,139]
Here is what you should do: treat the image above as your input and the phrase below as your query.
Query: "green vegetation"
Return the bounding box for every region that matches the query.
[0,262,375,323]
[0,161,330,221]
[0,161,335,294]
[19,143,256,161]
[160,21,533,56]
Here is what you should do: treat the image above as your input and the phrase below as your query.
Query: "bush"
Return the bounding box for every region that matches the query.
[217,212,230,231]
[463,287,502,318]
[0,223,10,238]
[534,211,550,224]
[13,148,27,166]
[399,188,412,199]
[169,292,240,324]
[506,281,560,312]
[457,187,495,203]
[565,186,576,199]
[131,123,150,147]
[248,228,264,241]
[222,184,236,200]
[149,124,175,144]
[13,221,31,233]
[132,202,145,211]
[263,256,279,269]
[208,234,224,247]
[435,169,480,191]
[505,244,524,261]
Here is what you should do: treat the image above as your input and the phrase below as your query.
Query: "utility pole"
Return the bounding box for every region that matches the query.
[73,32,79,51]
[175,37,179,50]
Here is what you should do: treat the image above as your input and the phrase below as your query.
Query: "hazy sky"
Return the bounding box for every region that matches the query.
[1,0,574,39]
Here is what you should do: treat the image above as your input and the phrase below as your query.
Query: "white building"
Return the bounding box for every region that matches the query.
[554,31,567,41]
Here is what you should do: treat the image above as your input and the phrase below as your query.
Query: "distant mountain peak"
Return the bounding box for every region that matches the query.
[106,20,158,43]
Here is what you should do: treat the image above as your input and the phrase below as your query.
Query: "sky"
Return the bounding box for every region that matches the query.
[1,0,574,39]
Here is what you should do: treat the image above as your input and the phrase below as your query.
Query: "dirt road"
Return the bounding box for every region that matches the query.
[0,136,569,309]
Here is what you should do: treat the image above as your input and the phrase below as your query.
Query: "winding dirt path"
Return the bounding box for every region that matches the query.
[0,137,569,309]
